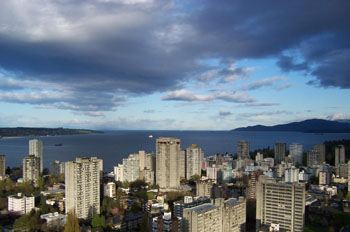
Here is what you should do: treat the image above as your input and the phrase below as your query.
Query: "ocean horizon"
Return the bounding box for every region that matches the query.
[1,130,350,172]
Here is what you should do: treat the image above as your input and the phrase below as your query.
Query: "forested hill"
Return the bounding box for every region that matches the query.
[0,127,102,137]
[232,119,350,133]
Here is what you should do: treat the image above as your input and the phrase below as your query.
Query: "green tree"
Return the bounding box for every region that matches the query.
[17,181,34,195]
[64,210,80,232]
[130,203,141,213]
[14,210,41,231]
[37,176,45,191]
[91,214,106,228]
[101,196,118,216]
[331,212,350,231]
[346,191,350,200]
[337,190,344,199]
[134,190,148,201]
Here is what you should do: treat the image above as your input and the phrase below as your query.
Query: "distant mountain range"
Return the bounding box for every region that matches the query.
[232,119,350,133]
[0,127,103,138]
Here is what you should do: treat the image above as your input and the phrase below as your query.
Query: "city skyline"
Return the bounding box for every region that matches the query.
[0,1,349,130]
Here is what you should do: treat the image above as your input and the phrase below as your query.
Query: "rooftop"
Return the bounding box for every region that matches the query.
[187,203,218,214]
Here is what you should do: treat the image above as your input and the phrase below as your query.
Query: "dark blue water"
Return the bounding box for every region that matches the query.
[1,130,350,171]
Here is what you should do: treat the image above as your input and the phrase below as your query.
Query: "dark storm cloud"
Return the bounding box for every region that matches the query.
[0,0,349,114]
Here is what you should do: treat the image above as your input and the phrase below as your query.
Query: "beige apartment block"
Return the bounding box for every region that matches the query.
[65,157,102,219]
[256,176,305,232]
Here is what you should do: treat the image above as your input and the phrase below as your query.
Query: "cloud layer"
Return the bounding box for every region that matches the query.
[0,0,349,116]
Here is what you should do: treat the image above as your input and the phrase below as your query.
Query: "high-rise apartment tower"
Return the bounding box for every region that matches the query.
[65,157,102,219]
[29,139,43,173]
[156,137,181,188]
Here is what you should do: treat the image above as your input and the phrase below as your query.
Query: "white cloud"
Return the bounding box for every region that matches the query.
[162,90,255,103]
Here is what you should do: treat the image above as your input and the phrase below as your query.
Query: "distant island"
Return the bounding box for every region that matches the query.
[0,127,103,138]
[231,119,350,133]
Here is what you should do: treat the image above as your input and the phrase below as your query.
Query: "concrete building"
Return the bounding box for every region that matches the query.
[156,137,181,188]
[222,167,232,184]
[8,193,35,215]
[122,154,140,182]
[22,154,40,183]
[186,144,204,179]
[284,167,299,183]
[289,143,303,165]
[335,145,345,166]
[255,152,264,163]
[256,176,305,232]
[307,150,322,167]
[319,171,330,185]
[140,169,155,185]
[336,163,348,178]
[179,149,186,180]
[313,143,326,164]
[50,160,65,177]
[135,150,155,171]
[206,166,221,183]
[215,197,246,232]
[274,142,286,164]
[41,212,66,227]
[0,154,5,179]
[183,203,221,232]
[196,179,215,197]
[237,140,250,159]
[104,182,116,199]
[247,172,260,199]
[65,157,102,219]
[114,164,124,182]
[183,197,246,232]
[152,212,181,232]
[29,139,43,173]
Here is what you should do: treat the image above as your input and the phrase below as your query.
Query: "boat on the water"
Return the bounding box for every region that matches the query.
[148,135,153,139]
[55,143,63,146]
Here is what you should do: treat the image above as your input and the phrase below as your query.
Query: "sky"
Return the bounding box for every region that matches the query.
[0,0,349,130]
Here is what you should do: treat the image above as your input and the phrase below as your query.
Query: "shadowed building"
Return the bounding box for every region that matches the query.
[156,137,181,188]
[274,142,286,164]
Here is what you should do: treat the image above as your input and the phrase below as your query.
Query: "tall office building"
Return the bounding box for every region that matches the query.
[186,144,204,179]
[314,143,326,164]
[274,142,286,164]
[307,150,322,167]
[290,143,303,164]
[237,140,250,159]
[29,139,43,173]
[65,157,102,219]
[22,155,40,183]
[335,145,345,166]
[0,155,5,179]
[256,176,305,232]
[156,137,181,188]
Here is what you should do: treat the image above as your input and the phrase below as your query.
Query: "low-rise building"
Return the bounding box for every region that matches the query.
[8,193,35,215]
[40,212,66,226]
